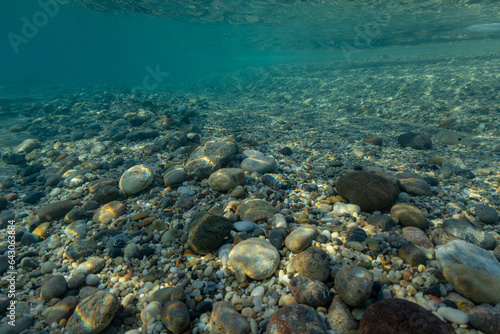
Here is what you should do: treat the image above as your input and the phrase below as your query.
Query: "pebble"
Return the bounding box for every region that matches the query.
[66,292,120,334]
[291,246,330,281]
[141,301,162,329]
[366,215,395,231]
[437,307,468,324]
[235,198,278,221]
[65,220,88,239]
[163,165,186,186]
[46,296,79,325]
[284,225,319,253]
[269,213,287,228]
[211,301,250,334]
[161,300,190,334]
[233,221,259,232]
[186,139,236,180]
[229,238,280,280]
[442,218,497,250]
[335,265,373,307]
[468,304,500,334]
[332,202,361,216]
[398,243,428,266]
[474,204,498,225]
[397,132,432,150]
[40,262,57,274]
[208,168,245,191]
[390,203,427,229]
[398,177,432,196]
[402,226,434,248]
[289,275,331,308]
[327,295,358,333]
[73,257,106,276]
[37,200,78,222]
[266,304,327,334]
[187,212,233,255]
[92,201,126,224]
[119,164,154,195]
[240,150,277,174]
[40,274,67,303]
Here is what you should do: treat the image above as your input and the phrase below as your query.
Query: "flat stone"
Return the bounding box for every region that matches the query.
[402,227,433,248]
[366,215,395,231]
[40,274,67,303]
[93,185,120,204]
[335,265,373,307]
[46,296,79,325]
[469,304,500,334]
[188,212,232,255]
[437,307,468,325]
[289,275,331,308]
[397,132,432,150]
[443,263,500,305]
[211,301,250,334]
[233,221,259,232]
[15,139,41,153]
[37,200,79,222]
[66,291,120,334]
[291,246,329,282]
[161,300,190,334]
[240,150,277,174]
[125,129,159,140]
[119,165,154,195]
[235,199,278,221]
[65,220,88,240]
[163,165,186,186]
[390,203,427,229]
[229,238,280,280]
[266,304,327,334]
[359,298,454,334]
[332,202,360,216]
[73,257,106,276]
[285,225,319,253]
[326,296,358,334]
[442,218,497,250]
[398,178,432,196]
[208,168,245,191]
[474,204,498,224]
[92,201,126,224]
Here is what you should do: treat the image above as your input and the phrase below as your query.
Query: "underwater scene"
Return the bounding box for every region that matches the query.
[1,0,500,333]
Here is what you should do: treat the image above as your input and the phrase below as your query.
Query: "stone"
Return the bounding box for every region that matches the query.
[40,274,67,302]
[1,151,25,164]
[431,228,457,246]
[326,296,358,334]
[398,244,428,266]
[93,185,120,204]
[66,292,120,334]
[266,304,327,334]
[291,246,329,282]
[436,307,468,324]
[15,139,41,153]
[233,221,258,232]
[261,174,288,189]
[364,136,383,146]
[208,168,245,191]
[211,301,250,334]
[235,199,278,221]
[268,227,289,250]
[46,296,79,325]
[187,212,232,255]
[22,191,44,204]
[332,202,360,216]
[441,158,473,178]
[436,240,500,278]
[93,201,127,224]
[163,165,186,186]
[229,238,280,280]
[73,257,106,276]
[474,204,498,224]
[347,228,368,243]
[442,218,497,250]
[390,203,427,229]
[285,225,319,253]
[65,220,88,240]
[141,301,162,329]
[240,150,277,174]
[38,200,79,222]
[161,300,190,334]
[151,287,184,305]
[64,206,86,223]
[359,298,454,334]
[186,139,237,180]
[289,275,331,308]
[119,165,154,195]
[366,215,395,231]
[469,304,500,334]
[65,238,97,261]
[335,265,373,307]
[443,263,500,305]
[125,129,159,140]
[41,262,57,274]
[397,132,432,150]
[402,227,433,248]
[398,178,432,196]
[335,171,399,212]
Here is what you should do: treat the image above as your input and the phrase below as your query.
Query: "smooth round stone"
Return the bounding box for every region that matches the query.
[163,165,186,187]
[442,218,497,250]
[208,168,245,191]
[85,274,100,286]
[124,243,139,258]
[233,221,259,232]
[240,150,277,174]
[289,275,331,308]
[186,140,237,180]
[366,215,395,231]
[65,220,88,240]
[177,186,195,196]
[390,203,427,229]
[335,265,373,307]
[65,238,97,261]
[469,304,500,334]
[285,225,319,253]
[399,178,432,196]
[327,296,358,333]
[211,301,250,334]
[46,296,79,325]
[66,292,120,334]
[49,188,62,197]
[402,227,434,248]
[291,246,330,282]
[266,304,327,334]
[15,138,41,153]
[187,212,233,255]
[151,287,184,305]
[443,263,500,305]
[397,132,432,150]
[40,275,67,302]
[37,200,79,222]
[217,243,233,267]
[73,257,106,276]
[398,244,428,266]
[431,228,457,246]
[40,262,57,274]
[333,202,360,216]
[347,228,368,243]
[228,238,280,280]
[161,229,178,244]
[235,199,278,221]
[93,184,120,204]
[474,204,498,224]
[92,201,126,224]
[437,307,468,324]
[436,239,500,278]
[119,164,154,195]
[161,300,190,334]
[141,301,162,329]
[269,213,287,228]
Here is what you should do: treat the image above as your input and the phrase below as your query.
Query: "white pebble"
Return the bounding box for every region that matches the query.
[251,286,265,297]
[85,274,100,286]
[437,307,469,324]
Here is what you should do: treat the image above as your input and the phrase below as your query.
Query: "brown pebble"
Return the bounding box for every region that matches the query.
[138,217,155,227]
[4,193,17,201]
[403,270,413,281]
[131,211,150,221]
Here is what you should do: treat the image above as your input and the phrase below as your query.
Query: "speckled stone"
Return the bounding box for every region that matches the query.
[469,304,500,334]
[442,218,497,250]
[285,225,319,253]
[141,301,162,329]
[289,275,331,308]
[187,212,232,255]
[266,304,327,334]
[335,265,373,307]
[431,228,457,246]
[211,301,250,334]
[229,238,280,280]
[40,275,67,303]
[291,246,330,282]
[390,203,427,229]
[161,300,190,334]
[402,227,433,248]
[326,296,358,334]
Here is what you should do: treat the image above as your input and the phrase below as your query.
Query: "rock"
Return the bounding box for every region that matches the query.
[208,168,245,191]
[65,238,97,261]
[92,201,126,224]
[443,263,500,305]
[41,262,57,274]
[66,291,120,334]
[335,265,373,307]
[347,228,368,243]
[436,240,500,278]
[46,296,79,325]
[211,301,250,334]
[161,300,190,334]
[0,316,33,334]
[73,257,106,276]
[390,203,427,229]
[397,132,432,150]
[335,171,399,212]
[285,225,318,253]
[240,150,277,174]
[40,274,67,302]
[126,129,159,140]
[289,275,331,308]
[364,136,383,146]
[119,165,154,195]
[163,165,186,186]
[326,296,358,334]
[332,202,360,216]
[366,215,395,231]
[229,238,280,280]
[266,304,327,334]
[93,185,120,204]
[398,244,428,266]
[469,304,500,334]
[187,212,232,255]
[440,158,473,178]
[474,204,498,224]
[141,301,162,329]
[235,199,278,221]
[437,307,468,324]
[442,218,497,250]
[431,228,457,246]
[64,206,86,223]
[15,139,41,153]
[291,246,329,282]
[398,178,432,196]
[268,227,289,250]
[233,221,258,232]
[38,200,79,222]
[65,220,88,240]
[151,286,184,305]
[278,147,293,155]
[186,139,237,180]
[359,298,454,334]
[1,152,25,164]
[402,227,433,248]
[22,191,45,204]
[261,174,288,189]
